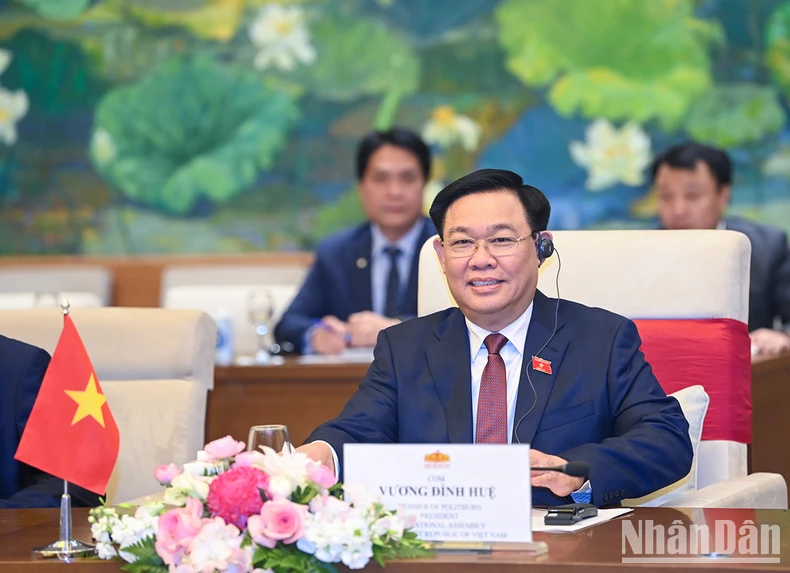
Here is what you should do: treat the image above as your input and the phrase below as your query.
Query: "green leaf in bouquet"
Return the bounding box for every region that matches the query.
[495,0,718,129]
[118,536,166,573]
[291,484,319,505]
[684,85,785,148]
[296,12,420,102]
[91,53,299,214]
[254,543,338,573]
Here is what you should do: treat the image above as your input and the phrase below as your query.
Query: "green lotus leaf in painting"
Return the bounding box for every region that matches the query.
[17,0,96,20]
[684,85,785,148]
[90,54,298,214]
[495,0,719,129]
[299,12,419,102]
[765,1,790,96]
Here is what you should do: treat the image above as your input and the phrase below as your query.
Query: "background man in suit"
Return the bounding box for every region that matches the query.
[652,141,790,357]
[299,169,692,507]
[0,334,100,508]
[275,127,436,355]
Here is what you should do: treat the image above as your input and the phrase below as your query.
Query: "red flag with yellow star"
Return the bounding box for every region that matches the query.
[15,314,120,495]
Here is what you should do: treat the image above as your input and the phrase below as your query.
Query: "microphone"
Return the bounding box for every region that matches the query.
[531,461,589,479]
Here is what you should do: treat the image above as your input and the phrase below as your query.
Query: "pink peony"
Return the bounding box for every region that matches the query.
[154,498,204,566]
[154,462,181,486]
[307,461,337,489]
[203,436,245,461]
[233,450,264,468]
[206,466,269,529]
[247,498,307,548]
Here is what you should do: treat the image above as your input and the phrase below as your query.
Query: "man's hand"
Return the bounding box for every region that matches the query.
[310,315,348,355]
[296,442,335,474]
[347,311,399,348]
[750,328,790,358]
[530,449,584,498]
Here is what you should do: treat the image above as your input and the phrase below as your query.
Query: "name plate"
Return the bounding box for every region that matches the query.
[343,444,532,543]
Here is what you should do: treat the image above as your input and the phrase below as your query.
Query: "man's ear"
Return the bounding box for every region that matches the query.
[433,236,446,274]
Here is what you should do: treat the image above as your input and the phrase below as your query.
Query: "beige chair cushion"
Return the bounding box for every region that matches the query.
[0,307,216,504]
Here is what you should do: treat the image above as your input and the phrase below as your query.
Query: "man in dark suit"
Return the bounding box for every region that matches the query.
[652,141,790,357]
[298,169,692,507]
[275,127,437,355]
[0,334,101,508]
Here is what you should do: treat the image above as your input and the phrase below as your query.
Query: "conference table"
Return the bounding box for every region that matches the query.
[208,353,790,483]
[1,507,788,571]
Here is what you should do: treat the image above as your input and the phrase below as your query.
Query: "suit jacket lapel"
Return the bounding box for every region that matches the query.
[348,224,373,313]
[512,290,569,445]
[426,309,473,443]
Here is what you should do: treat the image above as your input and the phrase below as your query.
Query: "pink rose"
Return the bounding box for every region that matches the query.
[247,499,307,547]
[154,498,204,566]
[206,466,269,529]
[233,451,264,468]
[307,461,337,489]
[154,463,180,486]
[203,436,245,461]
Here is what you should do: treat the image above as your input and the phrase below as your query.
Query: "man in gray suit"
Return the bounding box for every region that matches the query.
[651,141,790,357]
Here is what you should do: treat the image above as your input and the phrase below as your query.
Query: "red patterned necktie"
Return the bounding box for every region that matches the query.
[476,333,509,444]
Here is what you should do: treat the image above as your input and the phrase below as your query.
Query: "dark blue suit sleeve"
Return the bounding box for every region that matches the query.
[0,345,101,509]
[304,329,399,474]
[275,256,331,354]
[558,319,692,506]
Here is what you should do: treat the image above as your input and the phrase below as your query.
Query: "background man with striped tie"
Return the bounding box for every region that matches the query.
[298,168,692,507]
[274,127,436,355]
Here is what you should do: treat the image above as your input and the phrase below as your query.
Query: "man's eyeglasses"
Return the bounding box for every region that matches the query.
[442,233,535,257]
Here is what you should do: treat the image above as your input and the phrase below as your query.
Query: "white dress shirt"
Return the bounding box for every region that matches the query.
[369,219,425,317]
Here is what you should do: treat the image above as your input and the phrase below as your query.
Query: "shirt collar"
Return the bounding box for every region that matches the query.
[716,219,726,230]
[466,301,534,363]
[371,218,425,260]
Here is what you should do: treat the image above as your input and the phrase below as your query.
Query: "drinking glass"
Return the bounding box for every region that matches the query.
[247,424,293,453]
[247,289,275,364]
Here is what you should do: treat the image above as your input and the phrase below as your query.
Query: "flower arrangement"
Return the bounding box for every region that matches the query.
[89,436,430,572]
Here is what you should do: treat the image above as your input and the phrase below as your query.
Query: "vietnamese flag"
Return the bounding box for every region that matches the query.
[15,314,120,495]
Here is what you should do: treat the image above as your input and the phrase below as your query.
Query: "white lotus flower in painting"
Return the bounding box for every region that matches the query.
[249,4,316,72]
[569,118,652,191]
[422,106,482,152]
[0,87,29,145]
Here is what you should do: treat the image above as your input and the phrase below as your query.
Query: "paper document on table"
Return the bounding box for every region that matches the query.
[531,508,633,533]
[296,347,374,365]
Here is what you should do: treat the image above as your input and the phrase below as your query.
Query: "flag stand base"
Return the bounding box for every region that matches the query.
[31,482,97,560]
[32,539,97,560]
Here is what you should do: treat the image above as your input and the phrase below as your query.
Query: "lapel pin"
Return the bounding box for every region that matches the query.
[532,356,552,375]
[356,257,368,269]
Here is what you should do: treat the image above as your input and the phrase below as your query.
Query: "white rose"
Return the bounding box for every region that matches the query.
[267,475,294,498]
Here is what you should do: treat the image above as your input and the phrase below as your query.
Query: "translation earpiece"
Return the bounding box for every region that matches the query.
[535,231,555,263]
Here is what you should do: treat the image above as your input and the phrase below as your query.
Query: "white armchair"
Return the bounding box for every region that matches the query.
[160,264,309,358]
[417,229,787,509]
[0,307,216,504]
[0,265,112,309]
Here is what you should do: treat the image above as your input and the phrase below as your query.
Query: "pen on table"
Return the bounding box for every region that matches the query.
[316,319,352,344]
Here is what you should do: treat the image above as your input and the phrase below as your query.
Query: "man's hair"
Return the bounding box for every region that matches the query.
[429,168,551,240]
[650,141,732,189]
[355,127,431,181]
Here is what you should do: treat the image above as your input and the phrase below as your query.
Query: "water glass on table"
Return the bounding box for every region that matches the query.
[247,424,293,453]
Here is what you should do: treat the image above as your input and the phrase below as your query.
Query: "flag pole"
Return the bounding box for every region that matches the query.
[32,300,97,560]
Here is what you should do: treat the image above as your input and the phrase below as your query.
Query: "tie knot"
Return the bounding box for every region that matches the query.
[383,245,402,261]
[484,333,508,355]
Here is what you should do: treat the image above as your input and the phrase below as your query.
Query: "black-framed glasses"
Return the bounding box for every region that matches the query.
[442,233,535,257]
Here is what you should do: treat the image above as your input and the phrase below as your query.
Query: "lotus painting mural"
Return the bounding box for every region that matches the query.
[0,0,789,255]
